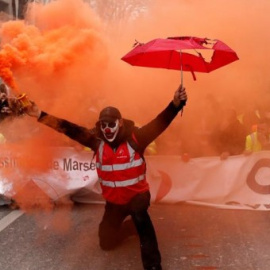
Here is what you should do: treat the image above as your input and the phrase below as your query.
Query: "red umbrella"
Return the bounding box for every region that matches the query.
[121,36,239,84]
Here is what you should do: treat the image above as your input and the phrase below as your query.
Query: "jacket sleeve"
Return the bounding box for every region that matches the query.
[38,111,100,151]
[134,100,186,150]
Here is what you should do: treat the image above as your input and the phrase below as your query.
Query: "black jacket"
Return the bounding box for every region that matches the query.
[38,101,186,153]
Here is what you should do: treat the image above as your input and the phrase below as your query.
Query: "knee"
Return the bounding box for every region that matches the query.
[99,240,115,251]
[99,231,117,250]
[98,223,118,251]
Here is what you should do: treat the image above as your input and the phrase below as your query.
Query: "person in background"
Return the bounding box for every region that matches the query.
[24,84,188,270]
[215,108,247,160]
[0,132,6,144]
[241,108,260,136]
[244,119,270,154]
[180,93,222,160]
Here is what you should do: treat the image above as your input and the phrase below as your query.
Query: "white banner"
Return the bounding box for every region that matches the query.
[146,152,270,210]
[1,147,270,210]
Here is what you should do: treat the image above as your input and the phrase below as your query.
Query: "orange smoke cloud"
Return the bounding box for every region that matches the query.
[0,0,269,214]
[105,0,270,155]
[0,0,108,120]
[0,0,110,212]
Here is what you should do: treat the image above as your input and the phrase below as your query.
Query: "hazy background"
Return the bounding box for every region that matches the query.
[0,0,269,209]
[0,0,269,136]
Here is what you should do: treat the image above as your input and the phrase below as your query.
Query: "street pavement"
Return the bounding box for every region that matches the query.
[1,202,270,270]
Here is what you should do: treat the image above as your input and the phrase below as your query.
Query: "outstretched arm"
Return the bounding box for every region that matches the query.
[24,101,100,150]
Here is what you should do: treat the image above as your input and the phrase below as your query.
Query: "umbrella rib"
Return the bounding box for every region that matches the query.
[121,36,239,81]
[168,50,174,69]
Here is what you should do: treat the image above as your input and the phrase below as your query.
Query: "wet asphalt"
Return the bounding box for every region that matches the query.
[1,202,270,270]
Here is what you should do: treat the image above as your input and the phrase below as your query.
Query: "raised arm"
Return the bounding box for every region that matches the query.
[134,85,187,149]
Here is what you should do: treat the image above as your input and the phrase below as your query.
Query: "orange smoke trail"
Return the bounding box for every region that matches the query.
[0,0,110,214]
[0,0,108,117]
[0,50,19,92]
[0,20,36,92]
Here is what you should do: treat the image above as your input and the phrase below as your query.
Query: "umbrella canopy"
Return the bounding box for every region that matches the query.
[121,36,239,81]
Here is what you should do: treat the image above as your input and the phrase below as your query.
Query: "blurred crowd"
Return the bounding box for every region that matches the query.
[155,93,270,161]
[0,81,269,161]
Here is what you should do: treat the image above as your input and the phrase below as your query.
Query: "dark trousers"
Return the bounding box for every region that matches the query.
[98,191,162,270]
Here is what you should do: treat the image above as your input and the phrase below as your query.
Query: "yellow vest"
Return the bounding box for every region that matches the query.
[245,132,270,152]
[0,133,6,144]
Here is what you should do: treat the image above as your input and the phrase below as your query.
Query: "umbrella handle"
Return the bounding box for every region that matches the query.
[180,50,183,88]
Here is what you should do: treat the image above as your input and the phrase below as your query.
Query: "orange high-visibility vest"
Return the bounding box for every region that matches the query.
[96,140,149,204]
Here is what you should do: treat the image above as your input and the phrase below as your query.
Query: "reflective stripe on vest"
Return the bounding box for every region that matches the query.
[96,140,146,188]
[96,159,144,171]
[100,174,145,188]
[96,141,144,171]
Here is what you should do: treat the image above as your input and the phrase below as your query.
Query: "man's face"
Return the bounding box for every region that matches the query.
[100,119,120,142]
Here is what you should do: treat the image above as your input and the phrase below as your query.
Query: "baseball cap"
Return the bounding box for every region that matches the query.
[99,106,122,122]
